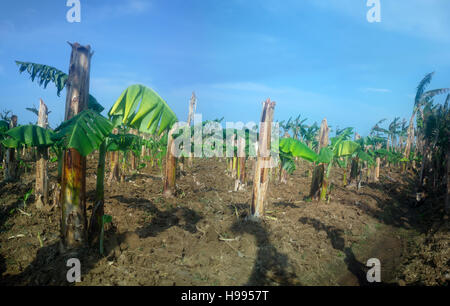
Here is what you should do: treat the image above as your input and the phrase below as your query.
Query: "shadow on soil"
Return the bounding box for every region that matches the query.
[231,219,300,286]
[0,194,202,285]
[339,173,426,234]
[298,217,397,286]
[110,195,202,238]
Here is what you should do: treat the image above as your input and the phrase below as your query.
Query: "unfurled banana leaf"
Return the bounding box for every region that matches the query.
[375,148,389,157]
[88,95,104,113]
[53,109,113,156]
[335,157,347,168]
[334,140,360,157]
[15,61,104,113]
[279,151,296,174]
[357,150,374,166]
[6,125,54,147]
[16,61,68,96]
[316,147,333,164]
[1,137,21,149]
[108,84,178,135]
[279,138,318,162]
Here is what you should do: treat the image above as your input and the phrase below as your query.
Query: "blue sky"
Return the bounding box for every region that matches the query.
[0,0,449,135]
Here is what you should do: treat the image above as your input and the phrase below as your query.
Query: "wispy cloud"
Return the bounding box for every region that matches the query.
[362,88,391,93]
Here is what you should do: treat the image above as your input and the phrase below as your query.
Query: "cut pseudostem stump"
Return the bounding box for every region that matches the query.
[187,92,196,167]
[310,118,329,201]
[35,99,49,209]
[163,127,176,197]
[235,136,246,191]
[250,98,276,219]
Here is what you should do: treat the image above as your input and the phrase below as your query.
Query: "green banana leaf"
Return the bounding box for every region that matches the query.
[279,151,296,174]
[1,137,21,149]
[357,150,374,165]
[15,61,68,96]
[335,157,347,168]
[6,125,54,147]
[15,61,104,113]
[334,140,360,157]
[108,84,178,135]
[0,120,9,133]
[316,147,333,164]
[88,95,104,113]
[106,133,141,152]
[375,148,389,157]
[279,138,318,162]
[53,109,113,156]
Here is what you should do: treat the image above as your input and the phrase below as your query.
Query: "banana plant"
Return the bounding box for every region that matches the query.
[416,96,449,192]
[4,109,114,248]
[302,122,320,150]
[3,110,112,159]
[314,127,360,201]
[288,114,308,141]
[142,134,168,175]
[0,120,10,166]
[106,128,142,180]
[404,72,450,159]
[278,137,318,183]
[108,84,178,196]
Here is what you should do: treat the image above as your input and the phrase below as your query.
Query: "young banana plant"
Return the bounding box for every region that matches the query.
[313,127,360,201]
[108,84,178,197]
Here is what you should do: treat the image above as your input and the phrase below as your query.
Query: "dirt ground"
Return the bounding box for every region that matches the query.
[0,156,448,286]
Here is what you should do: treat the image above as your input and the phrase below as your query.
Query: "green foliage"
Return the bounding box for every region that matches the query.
[88,95,105,113]
[6,125,54,147]
[108,84,178,135]
[279,138,318,162]
[100,214,112,255]
[1,137,20,149]
[106,133,141,153]
[102,214,112,224]
[15,61,67,96]
[53,109,113,156]
[0,120,9,132]
[334,140,360,157]
[15,61,104,113]
[23,188,33,207]
[316,147,333,164]
[280,154,296,174]
[357,150,374,165]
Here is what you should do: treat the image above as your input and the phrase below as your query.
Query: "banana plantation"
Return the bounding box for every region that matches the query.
[0,41,449,287]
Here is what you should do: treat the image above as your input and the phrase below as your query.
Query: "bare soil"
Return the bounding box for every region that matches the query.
[0,157,448,286]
